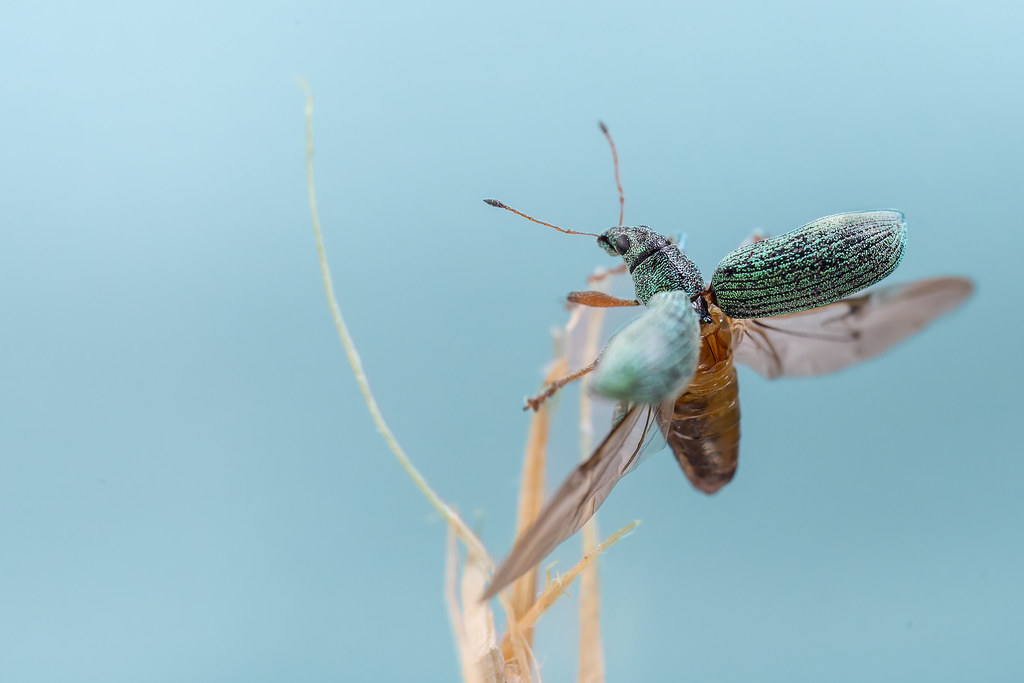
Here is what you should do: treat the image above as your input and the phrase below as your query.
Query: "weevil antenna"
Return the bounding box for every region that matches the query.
[483,199,600,237]
[598,121,625,227]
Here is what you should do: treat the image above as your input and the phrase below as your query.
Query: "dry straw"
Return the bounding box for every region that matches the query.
[299,83,637,682]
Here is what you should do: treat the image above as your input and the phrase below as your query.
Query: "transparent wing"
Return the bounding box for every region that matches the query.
[621,400,672,475]
[734,276,972,379]
[483,403,661,600]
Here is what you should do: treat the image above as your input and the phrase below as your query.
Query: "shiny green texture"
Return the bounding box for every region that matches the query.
[597,226,704,302]
[592,290,701,404]
[710,211,908,319]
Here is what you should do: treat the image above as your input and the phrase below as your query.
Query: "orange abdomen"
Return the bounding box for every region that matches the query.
[664,304,741,494]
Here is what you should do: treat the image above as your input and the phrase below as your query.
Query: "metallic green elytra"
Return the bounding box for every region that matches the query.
[592,290,701,404]
[597,226,704,303]
[710,211,908,319]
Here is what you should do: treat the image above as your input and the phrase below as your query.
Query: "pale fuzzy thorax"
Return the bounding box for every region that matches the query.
[592,290,701,404]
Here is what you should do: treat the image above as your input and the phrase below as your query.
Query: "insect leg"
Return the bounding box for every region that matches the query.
[737,229,768,248]
[525,288,641,410]
[524,359,600,411]
[585,263,629,284]
[567,290,640,307]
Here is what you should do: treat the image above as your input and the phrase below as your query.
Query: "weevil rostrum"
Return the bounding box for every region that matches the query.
[481,126,973,600]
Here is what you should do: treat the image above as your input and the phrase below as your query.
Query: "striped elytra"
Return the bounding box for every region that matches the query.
[709,211,908,319]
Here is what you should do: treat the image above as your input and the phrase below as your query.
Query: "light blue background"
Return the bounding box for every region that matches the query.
[2,1,1021,681]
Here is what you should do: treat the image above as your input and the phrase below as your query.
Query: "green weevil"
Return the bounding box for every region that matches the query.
[480,126,971,599]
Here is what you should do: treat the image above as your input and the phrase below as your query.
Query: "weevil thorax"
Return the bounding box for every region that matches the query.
[597,226,704,304]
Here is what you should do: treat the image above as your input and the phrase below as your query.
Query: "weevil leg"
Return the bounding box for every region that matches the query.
[737,229,768,248]
[524,359,600,411]
[567,290,640,308]
[586,262,628,284]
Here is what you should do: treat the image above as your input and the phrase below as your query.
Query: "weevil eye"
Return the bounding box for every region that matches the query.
[614,234,631,255]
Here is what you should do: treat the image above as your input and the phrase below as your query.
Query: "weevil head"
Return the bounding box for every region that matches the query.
[597,225,705,303]
[597,226,670,267]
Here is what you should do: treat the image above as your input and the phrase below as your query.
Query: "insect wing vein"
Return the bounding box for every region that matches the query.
[483,404,649,599]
